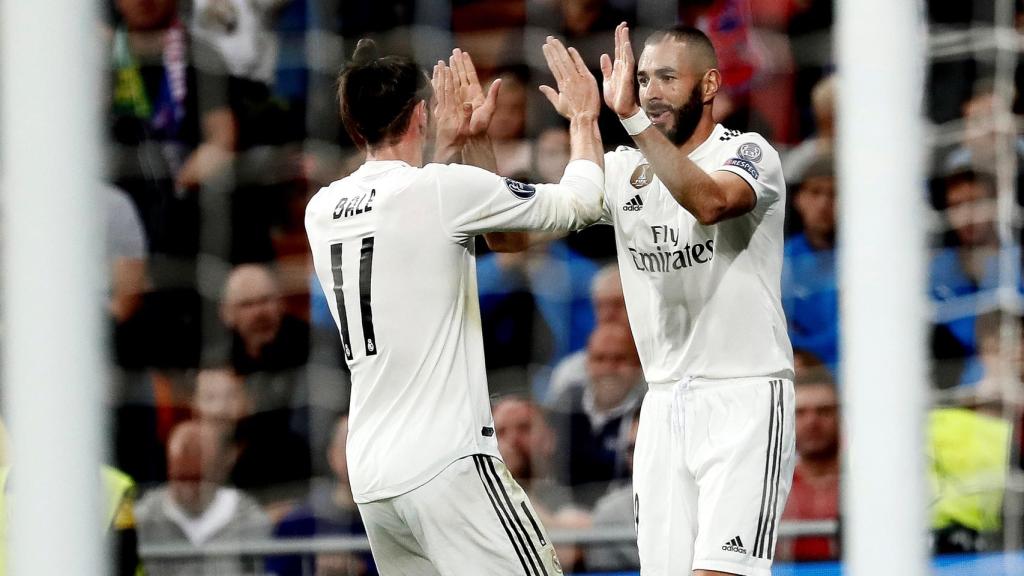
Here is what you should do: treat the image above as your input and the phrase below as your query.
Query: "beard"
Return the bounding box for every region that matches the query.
[647,83,704,146]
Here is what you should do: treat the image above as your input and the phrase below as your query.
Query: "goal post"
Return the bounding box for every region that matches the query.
[837,1,929,575]
[1,0,107,574]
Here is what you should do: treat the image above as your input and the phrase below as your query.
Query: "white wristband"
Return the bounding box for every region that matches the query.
[619,109,651,136]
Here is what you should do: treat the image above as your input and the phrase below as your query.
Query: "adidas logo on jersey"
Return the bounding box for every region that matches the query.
[722,536,747,554]
[622,194,644,212]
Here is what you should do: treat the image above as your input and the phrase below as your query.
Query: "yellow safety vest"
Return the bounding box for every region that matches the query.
[0,465,139,574]
[928,408,1012,533]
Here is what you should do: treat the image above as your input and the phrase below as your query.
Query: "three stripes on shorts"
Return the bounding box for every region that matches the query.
[474,380,786,569]
[473,455,549,576]
[753,379,786,559]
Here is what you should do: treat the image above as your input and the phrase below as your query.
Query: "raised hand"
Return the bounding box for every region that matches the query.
[599,22,640,117]
[431,60,471,161]
[449,49,501,137]
[538,36,601,120]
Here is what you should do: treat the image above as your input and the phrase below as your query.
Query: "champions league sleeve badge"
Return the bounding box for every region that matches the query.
[503,178,537,199]
[737,142,763,163]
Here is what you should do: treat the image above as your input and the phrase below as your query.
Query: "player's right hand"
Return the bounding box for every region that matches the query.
[539,36,601,121]
[599,22,640,118]
[431,60,469,160]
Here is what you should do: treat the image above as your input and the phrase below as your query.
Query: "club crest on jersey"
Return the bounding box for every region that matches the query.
[630,163,654,189]
[503,178,536,199]
[724,158,760,180]
[737,142,763,163]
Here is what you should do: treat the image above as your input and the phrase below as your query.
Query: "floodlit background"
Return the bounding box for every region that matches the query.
[1,0,1023,575]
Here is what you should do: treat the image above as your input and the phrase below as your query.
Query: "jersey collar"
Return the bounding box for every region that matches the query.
[688,124,727,161]
[357,160,412,175]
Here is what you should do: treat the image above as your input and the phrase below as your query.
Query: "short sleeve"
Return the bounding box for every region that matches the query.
[713,134,784,209]
[434,160,604,239]
[106,186,147,260]
[190,37,232,117]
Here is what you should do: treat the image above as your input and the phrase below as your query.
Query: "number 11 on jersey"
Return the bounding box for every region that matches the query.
[330,236,378,361]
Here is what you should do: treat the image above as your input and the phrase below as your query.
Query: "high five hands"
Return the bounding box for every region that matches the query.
[599,22,640,118]
[538,36,601,121]
[431,49,500,159]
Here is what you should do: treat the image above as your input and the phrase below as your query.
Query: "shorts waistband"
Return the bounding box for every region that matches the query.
[646,375,792,393]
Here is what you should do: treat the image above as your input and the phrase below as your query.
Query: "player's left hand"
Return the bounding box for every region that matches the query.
[538,36,601,120]
[449,49,501,137]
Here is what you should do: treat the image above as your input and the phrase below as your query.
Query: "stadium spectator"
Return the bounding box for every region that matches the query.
[584,409,641,572]
[493,396,591,572]
[971,311,1024,470]
[494,397,582,518]
[108,182,153,370]
[106,184,149,329]
[928,407,1012,553]
[267,414,375,576]
[193,367,251,430]
[782,74,835,186]
[486,67,534,177]
[220,264,310,376]
[533,124,572,184]
[929,162,1003,388]
[782,153,839,370]
[189,0,291,85]
[942,84,1024,183]
[476,249,555,397]
[476,122,606,396]
[528,0,633,65]
[112,369,195,485]
[679,0,778,138]
[547,323,644,508]
[545,263,628,404]
[219,263,312,440]
[450,0,528,76]
[477,239,599,382]
[108,0,237,367]
[136,420,271,576]
[777,369,840,562]
[973,311,1024,405]
[193,367,312,507]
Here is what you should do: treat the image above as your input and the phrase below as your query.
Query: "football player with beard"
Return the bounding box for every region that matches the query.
[486,25,794,575]
[597,24,794,576]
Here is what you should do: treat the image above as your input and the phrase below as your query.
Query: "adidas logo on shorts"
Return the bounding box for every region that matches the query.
[622,194,644,211]
[722,535,747,554]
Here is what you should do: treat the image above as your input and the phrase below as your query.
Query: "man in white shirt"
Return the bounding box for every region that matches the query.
[135,421,270,576]
[305,37,604,575]
[596,25,795,576]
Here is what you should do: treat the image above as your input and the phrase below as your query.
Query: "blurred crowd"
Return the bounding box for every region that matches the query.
[29,0,1024,573]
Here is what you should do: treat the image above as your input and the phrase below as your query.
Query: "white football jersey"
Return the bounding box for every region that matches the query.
[601,124,794,384]
[305,159,603,503]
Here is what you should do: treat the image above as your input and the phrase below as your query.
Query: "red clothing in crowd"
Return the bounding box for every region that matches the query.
[779,461,840,561]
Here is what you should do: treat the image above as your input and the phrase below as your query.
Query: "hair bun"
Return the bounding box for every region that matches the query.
[352,39,379,65]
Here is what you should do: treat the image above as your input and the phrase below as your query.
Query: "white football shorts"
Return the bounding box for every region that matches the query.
[358,454,563,576]
[633,377,796,576]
